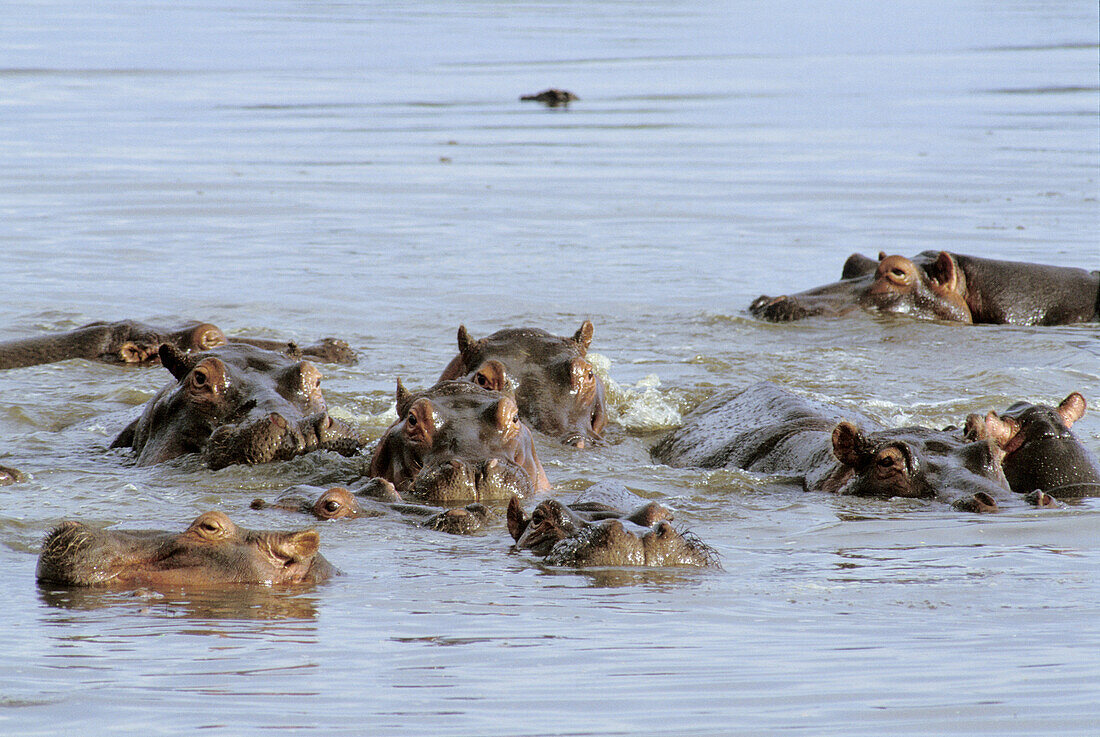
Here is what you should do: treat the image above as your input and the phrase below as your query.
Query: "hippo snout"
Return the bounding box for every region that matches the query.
[411,457,534,502]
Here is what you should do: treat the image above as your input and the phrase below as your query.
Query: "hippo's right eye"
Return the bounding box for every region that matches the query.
[193,369,208,386]
[890,268,906,279]
[476,373,491,388]
[323,500,341,513]
[407,415,418,428]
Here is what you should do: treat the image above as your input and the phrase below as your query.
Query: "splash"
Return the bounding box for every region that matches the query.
[589,353,682,433]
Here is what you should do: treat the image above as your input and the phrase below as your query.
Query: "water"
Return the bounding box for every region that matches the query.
[1,1,1098,734]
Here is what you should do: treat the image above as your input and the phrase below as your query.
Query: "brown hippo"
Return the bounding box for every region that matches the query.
[1,465,24,486]
[966,393,1100,499]
[251,480,495,535]
[507,484,718,568]
[651,382,1016,512]
[370,380,550,502]
[111,343,360,468]
[438,321,608,447]
[36,511,336,587]
[750,251,1098,325]
[520,89,578,106]
[0,318,357,370]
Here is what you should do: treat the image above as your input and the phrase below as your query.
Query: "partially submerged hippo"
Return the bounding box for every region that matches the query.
[651,382,1014,512]
[438,321,608,447]
[0,318,356,370]
[36,511,336,587]
[750,251,1099,325]
[251,480,495,535]
[507,484,718,568]
[111,343,360,468]
[370,380,550,502]
[1,465,24,486]
[966,393,1100,498]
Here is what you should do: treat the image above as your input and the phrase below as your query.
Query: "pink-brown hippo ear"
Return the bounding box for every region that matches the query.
[927,251,961,293]
[572,320,595,354]
[963,413,987,442]
[471,360,508,393]
[457,325,476,354]
[1057,392,1086,428]
[983,412,1019,450]
[160,343,195,381]
[832,422,870,468]
[368,436,394,480]
[395,378,412,415]
[271,528,320,563]
[118,341,152,364]
[878,251,887,261]
[506,496,529,541]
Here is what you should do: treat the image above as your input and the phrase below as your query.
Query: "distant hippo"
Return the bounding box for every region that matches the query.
[750,251,1098,325]
[520,89,578,107]
[0,318,357,370]
[36,511,336,587]
[369,380,551,502]
[438,321,608,447]
[111,343,360,468]
[652,382,1016,512]
[0,465,23,486]
[251,480,495,535]
[507,484,718,568]
[966,392,1100,498]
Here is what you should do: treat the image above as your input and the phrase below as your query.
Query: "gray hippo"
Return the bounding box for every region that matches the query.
[111,343,360,468]
[438,321,608,447]
[369,380,551,502]
[36,511,336,587]
[751,251,1098,325]
[651,381,1018,512]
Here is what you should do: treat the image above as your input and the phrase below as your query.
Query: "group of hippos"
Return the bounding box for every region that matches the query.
[6,250,1099,590]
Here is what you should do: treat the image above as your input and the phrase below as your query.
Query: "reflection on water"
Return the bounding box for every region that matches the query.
[38,585,322,621]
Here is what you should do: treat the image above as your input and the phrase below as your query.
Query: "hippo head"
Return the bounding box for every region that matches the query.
[438,321,608,448]
[825,421,1008,508]
[860,252,973,322]
[370,380,550,502]
[111,343,360,468]
[92,320,227,365]
[36,511,336,587]
[969,393,1100,496]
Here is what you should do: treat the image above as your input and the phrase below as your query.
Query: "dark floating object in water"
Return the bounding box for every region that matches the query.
[520,89,578,107]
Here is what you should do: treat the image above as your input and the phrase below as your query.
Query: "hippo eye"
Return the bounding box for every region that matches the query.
[476,373,491,388]
[512,412,520,425]
[877,455,895,468]
[323,500,341,513]
[890,268,906,279]
[407,414,418,428]
[193,368,209,387]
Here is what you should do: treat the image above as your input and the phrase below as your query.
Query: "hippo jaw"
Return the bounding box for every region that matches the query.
[410,457,534,502]
[543,519,719,568]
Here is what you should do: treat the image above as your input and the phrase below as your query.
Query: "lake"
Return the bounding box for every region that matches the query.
[0,1,1097,735]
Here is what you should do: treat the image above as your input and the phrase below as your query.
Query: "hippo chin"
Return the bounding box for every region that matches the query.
[251,480,496,535]
[111,343,360,468]
[967,392,1100,500]
[652,382,1014,512]
[36,511,336,587]
[751,251,1099,325]
[507,483,719,568]
[438,321,608,447]
[369,380,550,503]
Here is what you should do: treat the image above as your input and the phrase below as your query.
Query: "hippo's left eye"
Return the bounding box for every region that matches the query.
[323,500,341,513]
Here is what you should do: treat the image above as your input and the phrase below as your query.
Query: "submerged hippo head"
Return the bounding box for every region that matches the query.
[111,343,360,468]
[859,252,973,322]
[370,380,550,502]
[438,321,608,447]
[968,393,1100,497]
[87,320,228,365]
[507,497,717,568]
[36,511,335,587]
[824,421,1008,509]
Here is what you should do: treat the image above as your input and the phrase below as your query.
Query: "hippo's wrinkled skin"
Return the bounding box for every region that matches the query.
[520,89,578,106]
[966,393,1100,499]
[0,319,357,371]
[370,380,550,502]
[507,484,718,568]
[438,321,608,447]
[751,251,1099,325]
[111,344,360,468]
[651,382,1015,512]
[36,511,336,587]
[251,480,495,535]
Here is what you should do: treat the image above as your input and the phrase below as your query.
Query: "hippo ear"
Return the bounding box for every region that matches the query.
[928,251,960,292]
[1057,392,1086,428]
[982,412,1018,449]
[457,325,476,354]
[368,438,394,481]
[831,422,870,468]
[395,378,411,412]
[878,251,887,261]
[962,413,987,442]
[159,344,193,381]
[471,360,508,392]
[572,320,595,354]
[506,496,529,541]
[118,341,151,364]
[276,529,320,561]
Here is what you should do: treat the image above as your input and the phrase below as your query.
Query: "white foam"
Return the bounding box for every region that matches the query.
[590,352,682,432]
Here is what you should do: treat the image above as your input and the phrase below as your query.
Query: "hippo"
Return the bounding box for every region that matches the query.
[651,381,1016,512]
[0,464,23,486]
[0,318,357,371]
[36,511,336,587]
[750,251,1099,325]
[438,321,608,447]
[251,480,495,535]
[507,484,718,568]
[111,343,360,468]
[369,380,550,502]
[520,89,578,107]
[966,393,1100,498]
